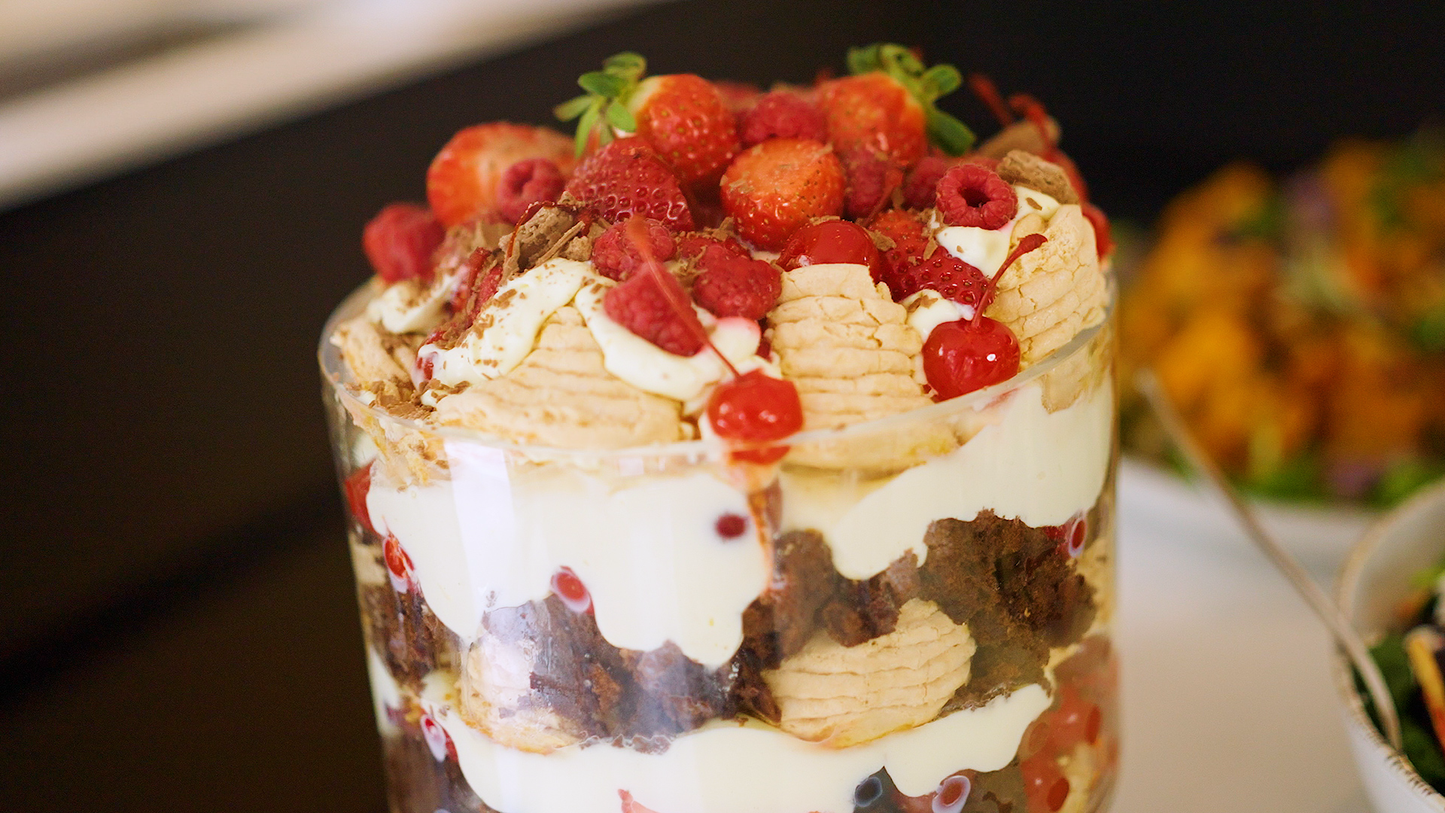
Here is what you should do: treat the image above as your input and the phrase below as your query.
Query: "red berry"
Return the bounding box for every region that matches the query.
[551,567,593,614]
[714,80,764,114]
[448,249,504,320]
[715,513,749,539]
[1052,685,1104,748]
[902,155,954,210]
[889,252,992,308]
[676,233,749,261]
[778,220,884,282]
[817,73,927,169]
[603,267,706,356]
[936,164,1017,229]
[496,158,565,224]
[720,138,846,250]
[362,203,445,284]
[591,219,676,281]
[1021,753,1071,812]
[922,318,1021,400]
[841,150,905,220]
[1082,202,1113,259]
[867,209,929,292]
[342,462,374,535]
[739,90,827,147]
[706,370,804,463]
[383,534,415,592]
[420,714,457,762]
[691,244,781,320]
[932,774,972,813]
[426,123,576,227]
[565,139,695,231]
[632,74,740,189]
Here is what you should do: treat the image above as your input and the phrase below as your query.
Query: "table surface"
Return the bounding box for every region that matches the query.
[1113,464,1370,812]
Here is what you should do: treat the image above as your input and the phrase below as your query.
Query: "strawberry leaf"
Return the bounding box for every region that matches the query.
[605,101,637,133]
[575,105,603,156]
[553,94,594,121]
[920,65,962,100]
[847,43,884,75]
[927,108,976,156]
[603,51,646,79]
[579,71,627,97]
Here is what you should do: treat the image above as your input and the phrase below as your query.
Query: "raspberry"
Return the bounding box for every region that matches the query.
[841,151,903,220]
[936,164,1017,229]
[890,252,992,307]
[362,203,445,283]
[739,91,827,147]
[496,158,565,224]
[565,139,695,231]
[676,233,749,261]
[590,219,676,281]
[902,155,953,210]
[866,209,928,294]
[691,244,781,320]
[603,267,706,356]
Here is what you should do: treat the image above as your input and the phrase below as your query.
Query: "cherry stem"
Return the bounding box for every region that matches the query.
[974,233,1047,317]
[969,74,1014,128]
[623,216,740,378]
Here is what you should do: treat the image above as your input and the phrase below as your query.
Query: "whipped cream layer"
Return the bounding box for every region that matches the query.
[420,672,1049,813]
[782,381,1113,580]
[366,377,1110,662]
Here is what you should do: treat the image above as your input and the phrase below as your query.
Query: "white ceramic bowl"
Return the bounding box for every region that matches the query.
[1334,480,1445,812]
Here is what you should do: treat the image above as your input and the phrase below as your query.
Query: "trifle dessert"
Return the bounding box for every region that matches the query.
[321,45,1118,813]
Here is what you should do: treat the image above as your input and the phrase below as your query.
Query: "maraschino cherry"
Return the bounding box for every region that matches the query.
[777,219,884,281]
[922,234,1046,400]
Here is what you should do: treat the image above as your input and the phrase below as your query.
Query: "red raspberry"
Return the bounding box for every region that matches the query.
[603,267,706,356]
[676,233,749,261]
[565,138,695,231]
[591,219,676,281]
[902,155,953,210]
[496,158,565,224]
[362,203,445,283]
[448,248,502,316]
[691,244,781,320]
[841,151,904,220]
[866,209,928,294]
[936,164,1018,229]
[739,91,827,147]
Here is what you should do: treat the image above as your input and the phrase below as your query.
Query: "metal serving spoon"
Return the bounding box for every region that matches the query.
[1135,368,1403,751]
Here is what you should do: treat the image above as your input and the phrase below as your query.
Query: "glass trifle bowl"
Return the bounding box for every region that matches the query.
[320,275,1117,813]
[320,42,1120,813]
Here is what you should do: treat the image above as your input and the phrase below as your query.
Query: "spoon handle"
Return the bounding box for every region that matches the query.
[1135,369,1404,752]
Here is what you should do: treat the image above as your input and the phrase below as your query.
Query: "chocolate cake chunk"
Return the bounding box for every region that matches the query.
[381,727,497,813]
[356,540,456,688]
[625,641,732,734]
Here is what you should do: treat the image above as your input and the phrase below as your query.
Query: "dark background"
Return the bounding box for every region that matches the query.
[1,0,1441,809]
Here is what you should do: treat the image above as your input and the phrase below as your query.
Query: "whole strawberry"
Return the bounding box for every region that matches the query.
[816,44,974,168]
[719,138,845,250]
[426,123,576,227]
[555,52,739,190]
[565,139,695,231]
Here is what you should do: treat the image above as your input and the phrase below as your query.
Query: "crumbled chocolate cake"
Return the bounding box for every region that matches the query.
[381,727,496,813]
[480,595,732,748]
[356,540,457,688]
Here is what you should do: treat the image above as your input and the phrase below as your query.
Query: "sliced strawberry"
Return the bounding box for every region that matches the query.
[426,123,576,227]
[691,244,781,320]
[603,265,706,356]
[555,54,738,189]
[631,73,740,189]
[719,138,845,250]
[889,251,992,307]
[565,139,695,231]
[817,44,973,167]
[362,203,445,284]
